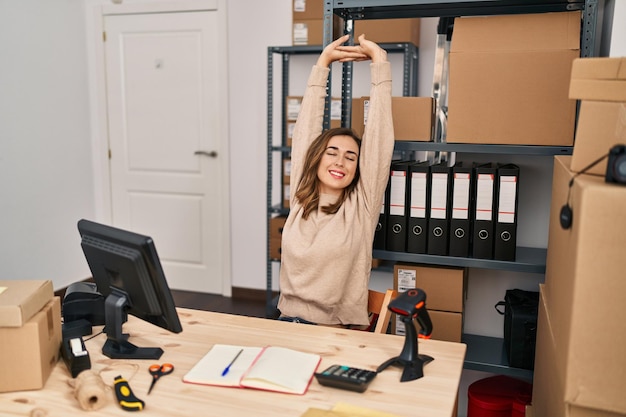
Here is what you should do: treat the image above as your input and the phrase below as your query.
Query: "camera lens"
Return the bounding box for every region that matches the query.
[610,153,626,183]
[606,145,626,184]
[616,154,626,179]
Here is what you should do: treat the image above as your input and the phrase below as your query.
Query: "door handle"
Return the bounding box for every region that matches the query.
[194,150,218,158]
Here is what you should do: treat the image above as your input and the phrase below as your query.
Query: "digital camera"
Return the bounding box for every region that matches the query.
[606,144,626,185]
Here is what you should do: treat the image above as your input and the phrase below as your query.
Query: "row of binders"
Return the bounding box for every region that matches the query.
[374,161,520,261]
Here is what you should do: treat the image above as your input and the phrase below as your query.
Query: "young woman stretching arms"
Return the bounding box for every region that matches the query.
[278,34,395,327]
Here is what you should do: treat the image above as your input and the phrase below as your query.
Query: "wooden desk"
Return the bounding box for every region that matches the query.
[0,308,466,416]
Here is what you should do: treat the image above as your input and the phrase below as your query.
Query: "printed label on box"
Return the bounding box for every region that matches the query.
[293,0,306,12]
[395,268,417,335]
[331,98,342,120]
[284,159,292,177]
[363,100,370,125]
[293,23,309,45]
[287,97,302,120]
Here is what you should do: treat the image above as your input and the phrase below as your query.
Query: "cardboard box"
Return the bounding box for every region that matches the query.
[531,285,564,417]
[286,96,341,146]
[569,57,626,102]
[292,0,324,20]
[293,17,342,46]
[352,97,434,141]
[286,96,342,122]
[283,183,290,209]
[426,310,462,342]
[283,158,291,184]
[395,310,463,342]
[269,216,287,241]
[354,18,420,46]
[286,121,296,147]
[533,286,626,417]
[393,264,466,313]
[270,237,282,260]
[293,19,324,46]
[292,1,419,45]
[286,120,340,147]
[286,96,303,121]
[0,280,54,327]
[447,12,580,146]
[570,101,626,176]
[0,297,62,392]
[269,217,286,259]
[537,155,626,414]
[569,58,626,176]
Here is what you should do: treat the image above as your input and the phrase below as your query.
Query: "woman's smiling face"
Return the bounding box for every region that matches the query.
[316,134,360,197]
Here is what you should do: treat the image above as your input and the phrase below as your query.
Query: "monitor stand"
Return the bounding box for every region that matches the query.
[103,291,163,360]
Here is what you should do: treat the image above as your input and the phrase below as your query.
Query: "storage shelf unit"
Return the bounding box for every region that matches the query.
[324,0,597,128]
[463,334,533,380]
[373,246,546,274]
[316,0,598,379]
[393,142,574,155]
[325,0,586,18]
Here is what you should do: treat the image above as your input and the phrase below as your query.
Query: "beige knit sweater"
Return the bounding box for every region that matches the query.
[278,62,394,326]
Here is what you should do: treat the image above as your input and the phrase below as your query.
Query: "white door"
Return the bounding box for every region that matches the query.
[104,10,229,294]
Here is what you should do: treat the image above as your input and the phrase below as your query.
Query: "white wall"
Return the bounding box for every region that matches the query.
[227,0,292,291]
[609,0,626,56]
[0,0,94,288]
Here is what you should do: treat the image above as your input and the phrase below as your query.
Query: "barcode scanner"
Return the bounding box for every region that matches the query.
[388,289,433,339]
[376,289,434,382]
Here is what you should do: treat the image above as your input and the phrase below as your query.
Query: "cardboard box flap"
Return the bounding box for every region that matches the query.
[451,11,581,53]
[0,280,54,327]
[569,57,626,101]
[571,57,626,81]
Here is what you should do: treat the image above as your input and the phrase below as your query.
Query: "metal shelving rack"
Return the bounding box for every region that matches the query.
[266,43,419,316]
[318,0,598,381]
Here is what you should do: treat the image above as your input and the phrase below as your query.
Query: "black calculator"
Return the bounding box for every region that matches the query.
[314,364,377,393]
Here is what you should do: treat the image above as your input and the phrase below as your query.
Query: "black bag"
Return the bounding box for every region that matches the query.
[495,289,539,370]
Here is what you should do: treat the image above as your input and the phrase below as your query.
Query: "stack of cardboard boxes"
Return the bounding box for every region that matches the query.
[290,2,430,141]
[0,280,61,393]
[531,57,626,416]
[292,0,336,46]
[291,0,420,47]
[393,265,466,342]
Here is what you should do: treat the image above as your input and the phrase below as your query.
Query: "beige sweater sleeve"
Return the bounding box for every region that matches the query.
[289,65,329,204]
[357,62,395,214]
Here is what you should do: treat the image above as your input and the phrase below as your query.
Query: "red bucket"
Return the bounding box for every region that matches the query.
[511,392,532,417]
[467,375,532,417]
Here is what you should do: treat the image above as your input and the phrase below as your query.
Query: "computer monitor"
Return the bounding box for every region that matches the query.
[77,219,183,360]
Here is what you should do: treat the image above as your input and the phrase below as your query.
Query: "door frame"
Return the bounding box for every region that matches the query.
[85,0,232,296]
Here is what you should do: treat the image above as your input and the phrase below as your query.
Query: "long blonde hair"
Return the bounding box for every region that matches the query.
[295,127,362,220]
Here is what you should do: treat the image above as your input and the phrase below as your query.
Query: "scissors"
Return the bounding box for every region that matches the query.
[147,363,174,394]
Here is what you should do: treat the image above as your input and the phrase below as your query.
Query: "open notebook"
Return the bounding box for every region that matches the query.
[183,344,321,395]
